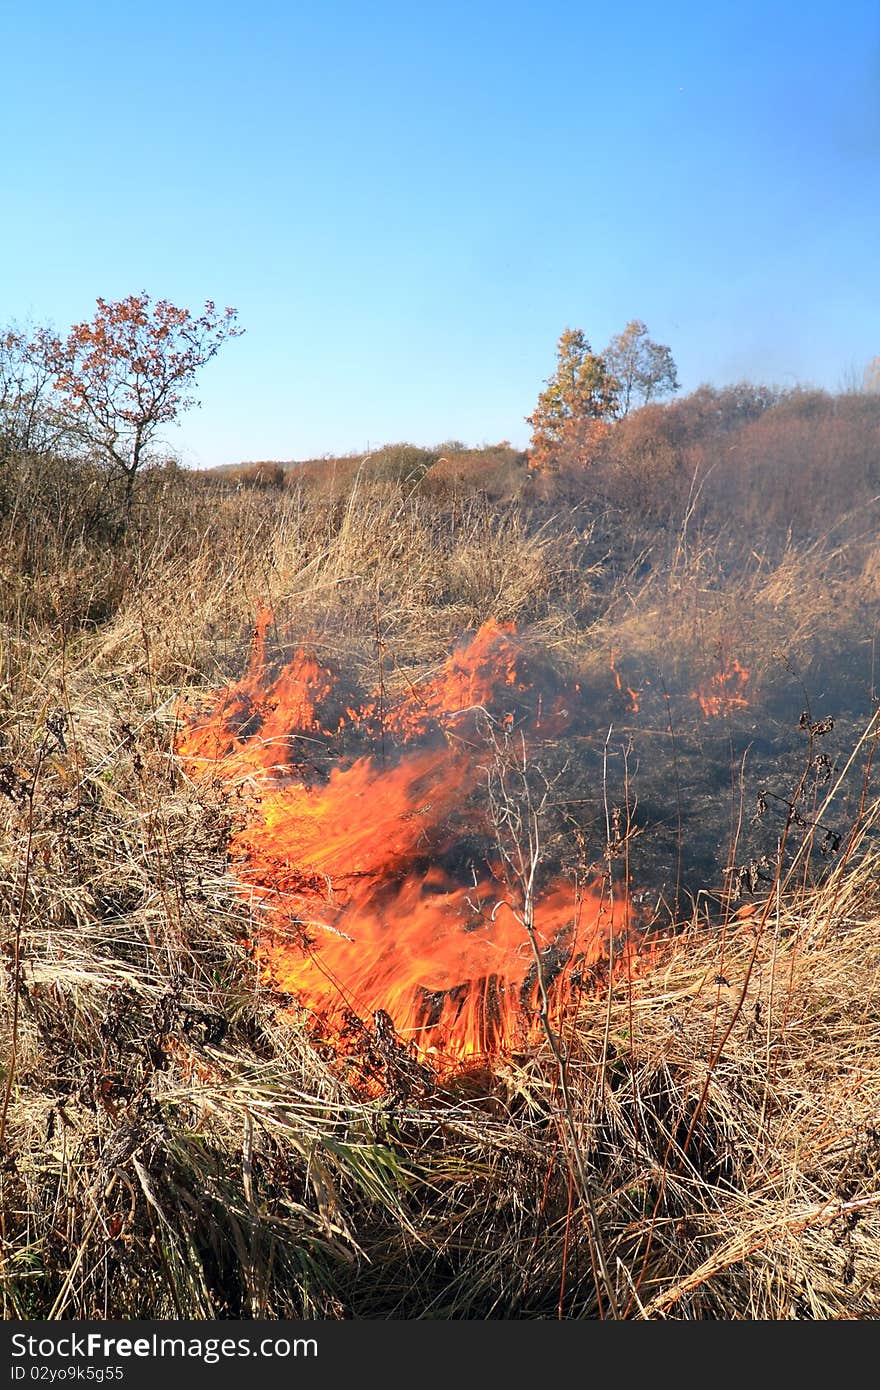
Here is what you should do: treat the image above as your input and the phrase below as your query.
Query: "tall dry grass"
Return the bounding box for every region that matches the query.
[1,436,879,1318]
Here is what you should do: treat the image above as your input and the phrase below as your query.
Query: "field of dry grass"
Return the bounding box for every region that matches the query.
[2,408,880,1318]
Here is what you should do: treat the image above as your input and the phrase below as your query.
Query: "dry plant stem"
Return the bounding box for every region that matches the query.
[521,1144,559,1306]
[784,709,879,895]
[54,606,82,807]
[600,726,615,1096]
[723,684,743,911]
[598,732,639,1158]
[374,592,386,767]
[136,578,157,713]
[621,740,639,1158]
[711,746,749,1055]
[627,753,813,1314]
[811,711,880,944]
[0,742,45,1148]
[657,672,683,919]
[682,768,807,1152]
[558,1167,575,1319]
[641,1191,880,1319]
[757,867,783,1142]
[670,463,710,574]
[488,732,619,1318]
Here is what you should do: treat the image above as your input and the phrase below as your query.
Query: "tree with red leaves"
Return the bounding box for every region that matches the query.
[47,293,243,503]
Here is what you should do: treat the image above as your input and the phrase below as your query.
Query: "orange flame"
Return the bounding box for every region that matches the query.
[179,615,639,1064]
[690,658,750,718]
[177,617,351,781]
[609,649,640,714]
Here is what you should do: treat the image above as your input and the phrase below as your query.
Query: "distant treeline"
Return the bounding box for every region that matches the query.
[208,383,880,538]
[206,440,528,498]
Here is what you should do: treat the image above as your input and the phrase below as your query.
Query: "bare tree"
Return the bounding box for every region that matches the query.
[603,319,679,416]
[863,356,880,394]
[0,326,68,459]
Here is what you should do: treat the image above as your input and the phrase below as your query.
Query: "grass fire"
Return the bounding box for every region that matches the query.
[2,372,880,1320]
[179,615,641,1066]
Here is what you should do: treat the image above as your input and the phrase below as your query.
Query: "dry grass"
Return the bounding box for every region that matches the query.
[2,449,880,1319]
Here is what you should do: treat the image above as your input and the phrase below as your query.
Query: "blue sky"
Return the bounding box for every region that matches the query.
[2,1,878,466]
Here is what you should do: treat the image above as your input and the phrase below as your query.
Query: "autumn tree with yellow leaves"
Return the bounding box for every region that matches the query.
[526,328,619,471]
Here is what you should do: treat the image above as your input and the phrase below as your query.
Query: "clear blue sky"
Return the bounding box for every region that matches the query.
[2,1,878,467]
